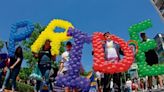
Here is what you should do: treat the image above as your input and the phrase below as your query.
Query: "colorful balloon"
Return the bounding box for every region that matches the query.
[128,19,164,77]
[127,40,138,54]
[8,21,34,57]
[92,32,134,74]
[31,19,74,56]
[56,28,91,91]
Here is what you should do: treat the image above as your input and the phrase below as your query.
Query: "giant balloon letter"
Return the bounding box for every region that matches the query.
[8,21,34,57]
[128,19,164,77]
[56,28,91,91]
[92,32,134,74]
[31,19,74,55]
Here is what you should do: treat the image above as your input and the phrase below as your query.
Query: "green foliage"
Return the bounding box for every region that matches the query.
[16,82,34,92]
[19,68,33,80]
[6,81,33,92]
[59,42,65,55]
[21,23,45,68]
[0,40,4,51]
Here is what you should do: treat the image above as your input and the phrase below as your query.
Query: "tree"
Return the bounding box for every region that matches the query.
[0,40,4,52]
[21,23,45,68]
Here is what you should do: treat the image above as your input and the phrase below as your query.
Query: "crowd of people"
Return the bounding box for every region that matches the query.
[0,32,163,92]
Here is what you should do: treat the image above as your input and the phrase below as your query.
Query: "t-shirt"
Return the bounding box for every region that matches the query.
[105,40,119,62]
[96,72,104,79]
[10,55,23,68]
[142,39,158,66]
[96,72,101,79]
[38,50,51,64]
[61,51,69,72]
[61,51,69,61]
[110,79,114,89]
[126,80,132,89]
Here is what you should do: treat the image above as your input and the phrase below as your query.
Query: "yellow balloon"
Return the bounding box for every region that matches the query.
[31,19,74,55]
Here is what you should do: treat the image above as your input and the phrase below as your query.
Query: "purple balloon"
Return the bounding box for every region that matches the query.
[56,28,91,91]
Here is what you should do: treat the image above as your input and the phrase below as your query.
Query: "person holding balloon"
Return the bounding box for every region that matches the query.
[33,40,56,92]
[103,32,123,92]
[140,33,163,90]
[0,46,23,92]
[58,41,79,92]
[58,41,72,75]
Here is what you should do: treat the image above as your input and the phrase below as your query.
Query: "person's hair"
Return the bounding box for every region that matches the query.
[15,46,23,58]
[140,32,146,37]
[66,41,72,47]
[92,51,94,55]
[103,32,110,37]
[43,40,51,50]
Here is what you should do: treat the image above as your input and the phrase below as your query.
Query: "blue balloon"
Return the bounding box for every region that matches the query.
[8,21,34,57]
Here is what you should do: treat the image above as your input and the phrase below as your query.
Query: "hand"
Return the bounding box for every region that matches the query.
[3,67,8,72]
[33,53,39,58]
[57,71,60,75]
[10,65,14,69]
[52,55,56,61]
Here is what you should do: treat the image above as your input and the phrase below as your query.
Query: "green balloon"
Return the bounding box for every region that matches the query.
[128,19,164,77]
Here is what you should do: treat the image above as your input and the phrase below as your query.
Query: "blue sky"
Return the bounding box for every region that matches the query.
[0,0,164,71]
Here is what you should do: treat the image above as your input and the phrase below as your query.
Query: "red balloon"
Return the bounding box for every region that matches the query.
[92,32,134,74]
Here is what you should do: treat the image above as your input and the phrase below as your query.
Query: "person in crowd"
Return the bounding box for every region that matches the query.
[58,41,78,92]
[110,78,114,92]
[95,71,103,92]
[49,66,58,91]
[58,41,72,75]
[88,71,97,92]
[140,79,145,91]
[0,46,23,92]
[132,78,138,92]
[92,51,103,92]
[157,75,163,89]
[125,78,132,92]
[132,77,138,92]
[152,76,157,89]
[33,40,56,92]
[140,32,160,91]
[103,32,123,92]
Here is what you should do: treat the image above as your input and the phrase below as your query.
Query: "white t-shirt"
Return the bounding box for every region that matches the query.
[96,72,102,79]
[110,79,114,89]
[105,40,119,62]
[61,51,69,61]
[126,80,132,89]
[61,51,69,72]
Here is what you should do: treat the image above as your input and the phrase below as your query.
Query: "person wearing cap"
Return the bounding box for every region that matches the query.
[140,32,163,90]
